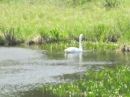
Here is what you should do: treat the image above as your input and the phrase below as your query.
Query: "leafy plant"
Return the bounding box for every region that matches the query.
[0,27,18,45]
[0,35,5,45]
[65,0,91,6]
[104,0,122,9]
[42,66,130,97]
[50,29,67,41]
[50,29,60,40]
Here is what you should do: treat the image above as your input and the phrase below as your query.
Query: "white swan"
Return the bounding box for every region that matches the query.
[64,34,83,53]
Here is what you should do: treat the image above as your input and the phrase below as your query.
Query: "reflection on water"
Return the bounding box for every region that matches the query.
[0,47,130,97]
[64,52,83,68]
[65,52,82,61]
[64,52,83,80]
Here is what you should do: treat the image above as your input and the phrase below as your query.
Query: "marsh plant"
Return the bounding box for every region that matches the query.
[0,27,20,45]
[41,66,130,97]
[104,0,122,9]
[50,29,60,40]
[65,0,93,6]
[0,35,5,45]
[42,41,119,51]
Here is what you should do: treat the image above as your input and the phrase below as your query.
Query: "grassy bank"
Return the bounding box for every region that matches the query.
[0,0,130,46]
[41,66,130,97]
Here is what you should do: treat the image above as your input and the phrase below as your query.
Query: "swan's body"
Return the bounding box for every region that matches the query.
[64,34,83,53]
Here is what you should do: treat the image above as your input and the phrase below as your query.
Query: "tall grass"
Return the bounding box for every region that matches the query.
[0,0,130,44]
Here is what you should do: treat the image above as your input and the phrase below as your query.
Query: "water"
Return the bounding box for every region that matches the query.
[0,46,129,97]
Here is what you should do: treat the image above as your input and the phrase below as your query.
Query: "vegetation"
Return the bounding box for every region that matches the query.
[0,1,130,96]
[0,0,130,46]
[41,66,130,97]
[42,41,119,51]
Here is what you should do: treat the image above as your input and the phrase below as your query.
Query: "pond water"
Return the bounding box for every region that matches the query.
[0,46,129,97]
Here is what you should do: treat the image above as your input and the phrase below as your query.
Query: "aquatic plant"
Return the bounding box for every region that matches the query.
[42,66,130,97]
[0,35,5,45]
[42,41,119,51]
[65,0,92,6]
[0,27,20,45]
[50,29,60,40]
[104,0,122,9]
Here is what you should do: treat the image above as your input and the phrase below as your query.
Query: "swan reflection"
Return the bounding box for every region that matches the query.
[65,52,83,79]
[65,52,82,62]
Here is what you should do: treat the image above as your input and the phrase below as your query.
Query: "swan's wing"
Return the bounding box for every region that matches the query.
[64,47,81,53]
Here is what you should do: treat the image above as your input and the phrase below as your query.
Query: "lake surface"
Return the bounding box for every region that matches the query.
[0,46,129,97]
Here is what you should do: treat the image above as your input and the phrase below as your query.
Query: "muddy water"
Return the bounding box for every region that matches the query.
[0,47,129,97]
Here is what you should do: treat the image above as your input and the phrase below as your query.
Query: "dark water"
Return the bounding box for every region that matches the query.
[0,46,129,97]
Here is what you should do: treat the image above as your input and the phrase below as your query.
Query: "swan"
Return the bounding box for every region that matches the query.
[64,34,83,53]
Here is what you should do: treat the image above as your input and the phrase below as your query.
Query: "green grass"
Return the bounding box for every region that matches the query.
[41,66,130,97]
[0,0,130,44]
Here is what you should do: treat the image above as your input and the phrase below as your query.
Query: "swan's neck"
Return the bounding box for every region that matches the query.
[79,36,82,50]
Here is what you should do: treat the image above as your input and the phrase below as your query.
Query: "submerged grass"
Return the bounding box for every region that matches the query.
[41,66,130,97]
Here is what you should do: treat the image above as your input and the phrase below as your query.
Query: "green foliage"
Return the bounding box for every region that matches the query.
[104,0,122,9]
[93,24,110,42]
[0,27,21,45]
[65,0,92,5]
[0,35,5,45]
[42,66,130,97]
[49,29,67,41]
[84,41,119,50]
[50,29,60,40]
[42,41,119,51]
[0,0,130,45]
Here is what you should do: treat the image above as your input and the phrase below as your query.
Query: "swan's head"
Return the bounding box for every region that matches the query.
[79,34,83,38]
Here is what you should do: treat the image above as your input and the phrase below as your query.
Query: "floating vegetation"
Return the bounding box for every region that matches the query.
[42,41,119,51]
[41,66,130,97]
